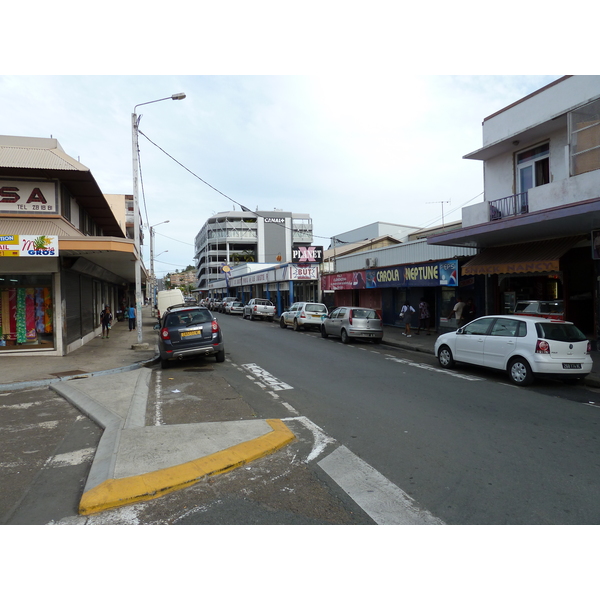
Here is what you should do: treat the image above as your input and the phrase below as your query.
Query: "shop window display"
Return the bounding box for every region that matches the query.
[0,275,54,350]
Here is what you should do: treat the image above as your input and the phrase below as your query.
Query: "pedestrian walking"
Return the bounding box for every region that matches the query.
[448,297,466,328]
[100,305,113,339]
[127,305,136,331]
[400,301,416,337]
[416,297,431,335]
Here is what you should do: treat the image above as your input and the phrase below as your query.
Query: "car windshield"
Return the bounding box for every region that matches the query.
[351,309,378,319]
[165,310,211,327]
[536,322,587,342]
[305,304,327,313]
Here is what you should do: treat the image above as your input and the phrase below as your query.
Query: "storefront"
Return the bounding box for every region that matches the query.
[321,258,465,331]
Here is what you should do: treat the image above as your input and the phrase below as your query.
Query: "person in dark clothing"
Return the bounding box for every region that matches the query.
[100,305,113,339]
[464,298,476,324]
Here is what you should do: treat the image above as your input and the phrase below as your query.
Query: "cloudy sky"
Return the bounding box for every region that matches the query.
[3,2,581,280]
[1,74,561,277]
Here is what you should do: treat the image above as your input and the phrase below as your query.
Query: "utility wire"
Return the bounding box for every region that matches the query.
[138,129,483,242]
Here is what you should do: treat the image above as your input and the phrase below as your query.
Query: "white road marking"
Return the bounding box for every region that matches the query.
[283,416,336,462]
[154,370,164,426]
[281,402,299,415]
[241,363,293,391]
[44,447,95,468]
[318,445,444,525]
[385,356,484,381]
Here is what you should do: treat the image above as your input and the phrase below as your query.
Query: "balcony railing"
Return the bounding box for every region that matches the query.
[489,192,528,221]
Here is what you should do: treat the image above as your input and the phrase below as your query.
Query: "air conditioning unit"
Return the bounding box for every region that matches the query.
[366,258,378,268]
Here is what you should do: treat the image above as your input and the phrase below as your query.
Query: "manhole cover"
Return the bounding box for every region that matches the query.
[50,370,89,377]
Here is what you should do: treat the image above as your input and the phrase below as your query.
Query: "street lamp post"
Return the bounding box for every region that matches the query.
[132,93,185,344]
[149,220,170,316]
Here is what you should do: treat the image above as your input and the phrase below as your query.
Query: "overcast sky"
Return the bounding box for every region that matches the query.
[1,74,561,277]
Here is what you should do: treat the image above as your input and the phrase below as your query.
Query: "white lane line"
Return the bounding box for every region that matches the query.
[154,370,164,426]
[318,445,444,525]
[241,363,293,391]
[281,402,299,415]
[385,356,484,381]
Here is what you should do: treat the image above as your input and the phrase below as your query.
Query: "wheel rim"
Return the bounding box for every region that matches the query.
[511,362,527,382]
[440,349,450,366]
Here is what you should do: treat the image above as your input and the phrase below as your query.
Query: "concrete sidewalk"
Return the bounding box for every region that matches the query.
[1,308,598,515]
[0,307,294,515]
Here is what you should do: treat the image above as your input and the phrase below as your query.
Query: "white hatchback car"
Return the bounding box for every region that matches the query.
[279,302,328,331]
[434,315,592,386]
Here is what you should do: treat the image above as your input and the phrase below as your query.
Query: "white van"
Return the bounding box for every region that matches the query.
[156,289,184,320]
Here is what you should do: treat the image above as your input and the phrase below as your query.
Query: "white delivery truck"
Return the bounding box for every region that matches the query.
[156,289,184,320]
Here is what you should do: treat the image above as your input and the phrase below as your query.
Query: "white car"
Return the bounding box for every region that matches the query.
[434,315,592,386]
[279,302,328,331]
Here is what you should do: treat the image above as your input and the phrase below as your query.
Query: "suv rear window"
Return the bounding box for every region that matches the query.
[305,303,327,313]
[165,309,211,327]
[535,322,586,342]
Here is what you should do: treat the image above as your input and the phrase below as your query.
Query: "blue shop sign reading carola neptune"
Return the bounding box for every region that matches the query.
[365,259,458,288]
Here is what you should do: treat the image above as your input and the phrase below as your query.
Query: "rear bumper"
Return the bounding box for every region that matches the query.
[531,357,593,377]
[348,329,384,339]
[159,341,224,361]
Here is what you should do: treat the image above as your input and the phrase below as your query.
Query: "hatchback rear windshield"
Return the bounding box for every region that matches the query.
[535,322,586,342]
[305,304,327,313]
[165,309,212,327]
[351,309,378,319]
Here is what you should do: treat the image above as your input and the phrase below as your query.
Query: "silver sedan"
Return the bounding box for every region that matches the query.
[320,306,383,344]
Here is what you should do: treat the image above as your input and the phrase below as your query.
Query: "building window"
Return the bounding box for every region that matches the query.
[516,142,550,193]
[570,98,600,176]
[60,185,71,221]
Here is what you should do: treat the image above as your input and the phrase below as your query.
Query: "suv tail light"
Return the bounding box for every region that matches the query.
[535,339,550,354]
[211,319,220,333]
[161,327,171,340]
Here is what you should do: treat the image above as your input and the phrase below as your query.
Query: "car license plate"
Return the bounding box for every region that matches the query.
[181,330,200,338]
[562,363,581,369]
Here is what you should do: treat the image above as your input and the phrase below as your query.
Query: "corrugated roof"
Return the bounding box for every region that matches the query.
[0,145,88,171]
[0,217,84,237]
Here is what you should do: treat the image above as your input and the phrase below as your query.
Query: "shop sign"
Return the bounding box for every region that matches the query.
[241,272,269,285]
[0,181,58,214]
[0,235,59,257]
[290,265,318,280]
[292,245,323,264]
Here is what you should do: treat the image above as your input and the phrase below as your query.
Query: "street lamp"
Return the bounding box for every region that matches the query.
[132,93,185,344]
[149,220,170,315]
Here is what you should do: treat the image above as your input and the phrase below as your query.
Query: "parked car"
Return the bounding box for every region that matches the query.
[153,305,224,369]
[217,297,238,313]
[320,306,383,344]
[513,299,564,319]
[243,298,276,321]
[280,302,328,331]
[227,301,244,316]
[434,314,592,386]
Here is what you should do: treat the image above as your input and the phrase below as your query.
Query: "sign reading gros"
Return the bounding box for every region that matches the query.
[292,245,323,264]
[0,235,59,257]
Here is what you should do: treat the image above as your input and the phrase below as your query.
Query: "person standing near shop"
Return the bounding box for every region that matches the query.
[400,301,416,337]
[100,305,113,339]
[448,297,466,328]
[127,305,136,331]
[416,297,431,335]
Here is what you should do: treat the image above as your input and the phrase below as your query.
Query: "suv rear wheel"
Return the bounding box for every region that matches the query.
[293,319,302,331]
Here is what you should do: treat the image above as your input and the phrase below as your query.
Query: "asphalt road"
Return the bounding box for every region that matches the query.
[3,312,600,525]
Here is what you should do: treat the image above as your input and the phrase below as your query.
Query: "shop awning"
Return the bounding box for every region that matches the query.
[461,236,585,276]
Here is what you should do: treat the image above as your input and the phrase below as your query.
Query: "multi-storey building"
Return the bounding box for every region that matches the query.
[169,270,196,288]
[0,135,142,355]
[428,75,600,339]
[194,210,313,291]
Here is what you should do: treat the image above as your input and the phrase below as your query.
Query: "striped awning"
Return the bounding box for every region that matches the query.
[461,236,585,276]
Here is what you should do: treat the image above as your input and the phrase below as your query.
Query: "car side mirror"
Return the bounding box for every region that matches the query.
[153,323,160,330]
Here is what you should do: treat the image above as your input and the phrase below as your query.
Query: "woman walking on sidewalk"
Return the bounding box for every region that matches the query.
[100,305,113,339]
[400,301,416,337]
[127,305,136,331]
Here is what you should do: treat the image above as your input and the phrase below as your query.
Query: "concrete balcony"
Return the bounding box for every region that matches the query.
[463,169,600,227]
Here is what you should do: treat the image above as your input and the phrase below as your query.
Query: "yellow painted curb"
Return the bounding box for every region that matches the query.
[79,419,295,515]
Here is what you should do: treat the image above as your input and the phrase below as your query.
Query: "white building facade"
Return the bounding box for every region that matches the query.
[428,75,600,339]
